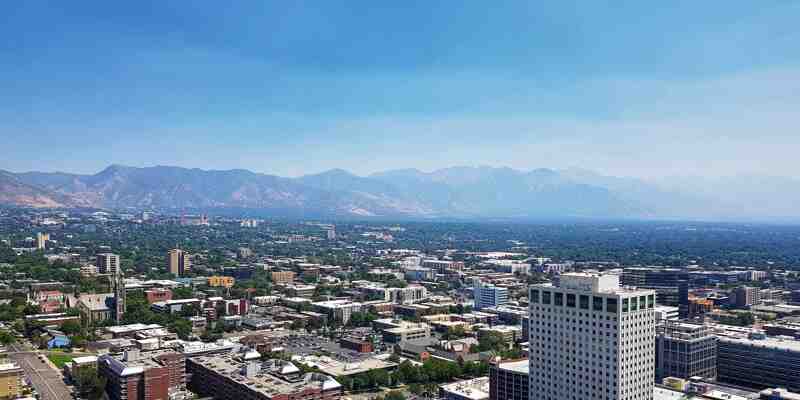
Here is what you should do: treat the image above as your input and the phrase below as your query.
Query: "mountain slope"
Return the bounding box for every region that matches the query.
[4,164,797,220]
[0,170,79,208]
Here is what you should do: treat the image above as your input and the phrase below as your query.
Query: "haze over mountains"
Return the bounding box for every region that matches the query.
[0,165,798,221]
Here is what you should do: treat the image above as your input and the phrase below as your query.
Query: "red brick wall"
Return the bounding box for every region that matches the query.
[143,367,169,400]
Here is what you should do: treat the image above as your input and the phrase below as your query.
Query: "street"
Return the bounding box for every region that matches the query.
[7,342,72,400]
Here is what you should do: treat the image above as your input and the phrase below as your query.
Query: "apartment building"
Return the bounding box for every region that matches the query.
[96,253,120,274]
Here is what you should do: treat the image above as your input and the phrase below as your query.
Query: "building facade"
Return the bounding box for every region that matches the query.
[717,335,800,392]
[97,253,120,274]
[528,273,656,400]
[0,363,22,399]
[167,249,191,277]
[474,281,509,310]
[490,360,528,400]
[655,321,717,382]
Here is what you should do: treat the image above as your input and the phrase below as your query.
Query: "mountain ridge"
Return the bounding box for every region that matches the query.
[2,164,798,220]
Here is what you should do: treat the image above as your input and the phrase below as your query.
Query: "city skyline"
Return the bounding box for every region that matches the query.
[2,2,800,179]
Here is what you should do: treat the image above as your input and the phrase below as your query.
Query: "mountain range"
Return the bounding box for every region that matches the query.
[1,165,798,221]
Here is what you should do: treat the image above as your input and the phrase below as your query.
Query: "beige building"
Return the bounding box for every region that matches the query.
[168,249,191,277]
[36,232,49,250]
[0,362,22,399]
[271,271,295,285]
[208,276,235,288]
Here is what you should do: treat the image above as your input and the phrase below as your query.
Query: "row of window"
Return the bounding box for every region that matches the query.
[530,290,655,313]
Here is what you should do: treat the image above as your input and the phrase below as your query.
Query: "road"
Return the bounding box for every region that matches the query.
[7,342,72,400]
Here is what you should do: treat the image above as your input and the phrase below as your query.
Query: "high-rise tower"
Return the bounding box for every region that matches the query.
[528,273,656,400]
[168,248,191,277]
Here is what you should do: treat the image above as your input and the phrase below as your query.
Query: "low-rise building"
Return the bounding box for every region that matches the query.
[144,288,172,304]
[439,377,490,400]
[270,271,295,285]
[0,363,22,399]
[312,300,362,325]
[717,334,800,392]
[489,360,528,400]
[187,355,342,400]
[208,276,235,288]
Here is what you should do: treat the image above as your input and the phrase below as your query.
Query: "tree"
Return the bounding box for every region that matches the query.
[73,366,107,400]
[0,330,15,345]
[169,319,192,340]
[171,286,193,300]
[477,332,507,352]
[385,391,406,400]
[60,320,82,335]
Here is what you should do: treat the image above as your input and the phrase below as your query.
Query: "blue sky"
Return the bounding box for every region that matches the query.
[2,1,799,178]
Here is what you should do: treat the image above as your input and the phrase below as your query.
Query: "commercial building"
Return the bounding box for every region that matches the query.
[405,267,436,282]
[362,284,429,304]
[285,284,316,298]
[382,322,431,344]
[478,325,522,344]
[439,377,490,400]
[98,350,186,400]
[622,267,689,306]
[473,281,509,310]
[144,288,172,304]
[312,300,362,325]
[207,276,235,288]
[422,259,465,274]
[167,248,191,277]
[731,286,760,308]
[654,306,680,321]
[655,321,717,381]
[97,253,121,274]
[529,273,656,400]
[716,334,800,392]
[340,337,373,353]
[187,355,342,400]
[489,360,528,400]
[0,363,22,399]
[270,271,295,285]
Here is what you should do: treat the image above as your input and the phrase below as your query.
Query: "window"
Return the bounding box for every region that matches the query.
[593,297,603,311]
[567,294,576,308]
[647,294,654,309]
[580,295,589,310]
[555,292,564,306]
[543,291,551,305]
[531,290,540,303]
[607,298,617,313]
[622,298,629,313]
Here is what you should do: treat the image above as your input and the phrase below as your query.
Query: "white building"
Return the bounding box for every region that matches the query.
[439,377,490,400]
[528,273,656,400]
[473,281,509,310]
[311,300,362,325]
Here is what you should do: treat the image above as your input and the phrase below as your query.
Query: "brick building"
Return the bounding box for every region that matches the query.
[187,354,342,400]
[98,350,185,400]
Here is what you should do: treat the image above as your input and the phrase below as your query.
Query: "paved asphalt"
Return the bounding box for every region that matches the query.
[8,343,72,400]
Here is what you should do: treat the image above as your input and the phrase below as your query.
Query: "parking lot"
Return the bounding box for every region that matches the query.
[272,332,384,363]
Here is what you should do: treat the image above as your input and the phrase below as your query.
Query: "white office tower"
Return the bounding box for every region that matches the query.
[528,273,656,400]
[474,280,509,310]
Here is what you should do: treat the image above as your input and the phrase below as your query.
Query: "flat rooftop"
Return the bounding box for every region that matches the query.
[439,377,490,400]
[189,355,341,397]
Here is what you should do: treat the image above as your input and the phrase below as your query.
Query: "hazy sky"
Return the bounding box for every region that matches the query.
[2,1,799,178]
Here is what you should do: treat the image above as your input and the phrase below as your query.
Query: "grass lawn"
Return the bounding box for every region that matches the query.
[47,353,75,369]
